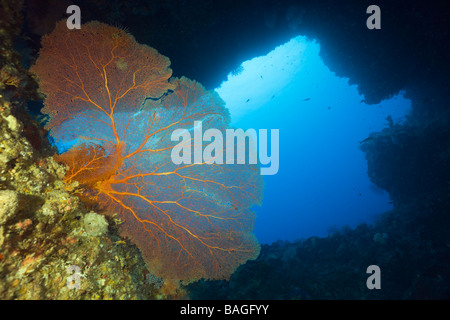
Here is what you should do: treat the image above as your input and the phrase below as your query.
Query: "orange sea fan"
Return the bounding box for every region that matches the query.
[31,21,263,283]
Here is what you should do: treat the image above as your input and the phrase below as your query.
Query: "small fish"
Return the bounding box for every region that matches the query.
[245,99,250,103]
[360,99,365,103]
[302,98,311,101]
[36,114,50,124]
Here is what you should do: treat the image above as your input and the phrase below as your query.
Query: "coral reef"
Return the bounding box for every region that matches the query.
[0,190,19,225]
[83,212,108,237]
[189,217,450,299]
[1,93,174,299]
[0,3,181,299]
[1,0,448,301]
[0,3,257,300]
[30,21,263,285]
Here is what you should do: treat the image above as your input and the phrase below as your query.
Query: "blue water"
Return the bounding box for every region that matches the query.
[215,36,411,244]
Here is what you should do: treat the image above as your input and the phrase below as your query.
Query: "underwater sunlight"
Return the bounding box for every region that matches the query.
[215,35,411,244]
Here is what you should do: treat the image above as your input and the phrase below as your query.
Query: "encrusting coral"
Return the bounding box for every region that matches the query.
[1,93,174,299]
[84,211,108,237]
